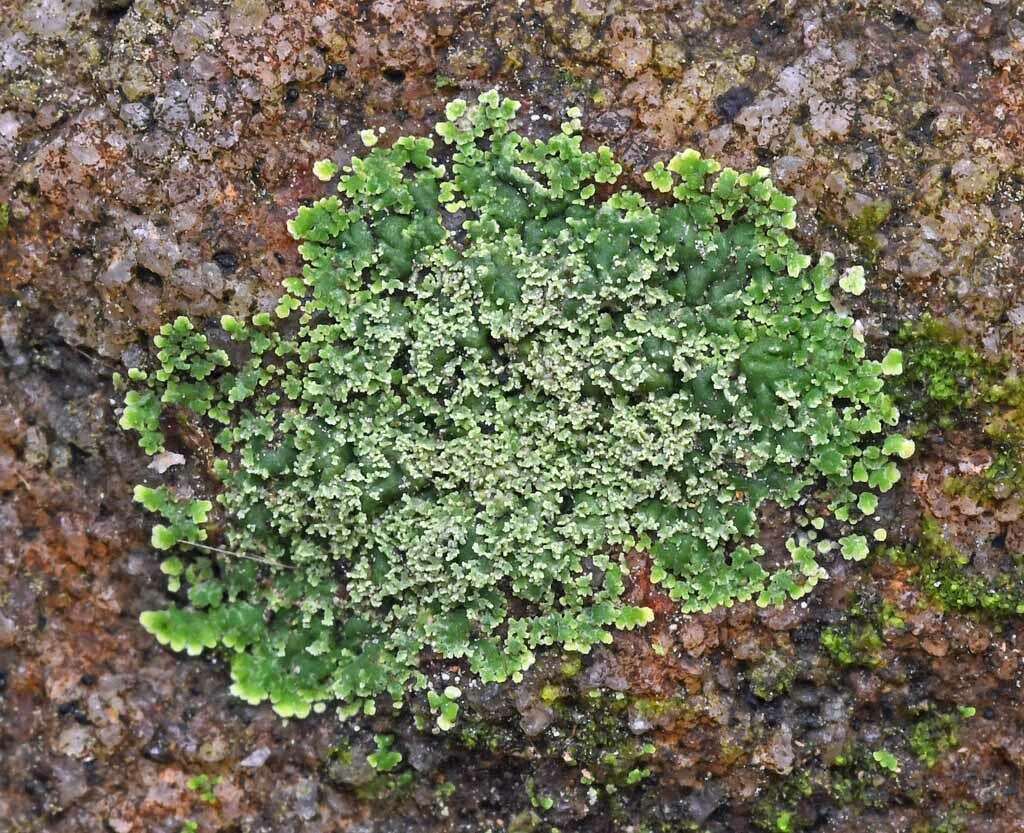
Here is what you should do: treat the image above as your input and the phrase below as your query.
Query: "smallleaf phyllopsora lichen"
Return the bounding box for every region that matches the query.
[118,91,911,719]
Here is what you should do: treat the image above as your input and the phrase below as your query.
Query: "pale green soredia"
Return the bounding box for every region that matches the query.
[118,90,912,719]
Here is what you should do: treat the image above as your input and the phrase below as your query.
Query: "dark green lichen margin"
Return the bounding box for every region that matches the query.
[115,90,910,720]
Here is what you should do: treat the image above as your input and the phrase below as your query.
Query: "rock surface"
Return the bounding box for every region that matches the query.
[2,1,1023,831]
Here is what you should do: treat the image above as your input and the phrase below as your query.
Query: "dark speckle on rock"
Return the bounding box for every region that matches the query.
[142,733,172,763]
[323,64,347,82]
[715,85,756,122]
[907,109,938,144]
[133,266,163,287]
[96,0,133,19]
[892,9,917,30]
[214,250,240,273]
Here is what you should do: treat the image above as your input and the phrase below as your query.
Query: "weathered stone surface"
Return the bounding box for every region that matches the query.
[2,0,1023,830]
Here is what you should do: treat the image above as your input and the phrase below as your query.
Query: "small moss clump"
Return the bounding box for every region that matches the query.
[751,770,813,832]
[820,621,884,668]
[909,707,971,769]
[894,316,1006,428]
[548,691,662,788]
[119,91,907,718]
[887,517,1024,620]
[909,802,978,833]
[942,378,1024,509]
[844,198,891,262]
[749,650,798,701]
[893,316,1024,616]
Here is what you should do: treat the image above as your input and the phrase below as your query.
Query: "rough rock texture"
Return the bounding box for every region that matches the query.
[1,1,1023,831]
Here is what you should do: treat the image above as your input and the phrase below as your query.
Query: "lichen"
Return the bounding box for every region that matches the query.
[118,91,907,718]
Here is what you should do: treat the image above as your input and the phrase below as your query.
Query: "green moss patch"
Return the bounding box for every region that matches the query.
[894,316,1008,428]
[888,516,1024,620]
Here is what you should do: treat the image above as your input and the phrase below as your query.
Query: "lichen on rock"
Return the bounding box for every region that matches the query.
[118,90,908,720]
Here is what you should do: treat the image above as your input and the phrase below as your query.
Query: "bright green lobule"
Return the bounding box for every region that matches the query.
[119,91,909,719]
